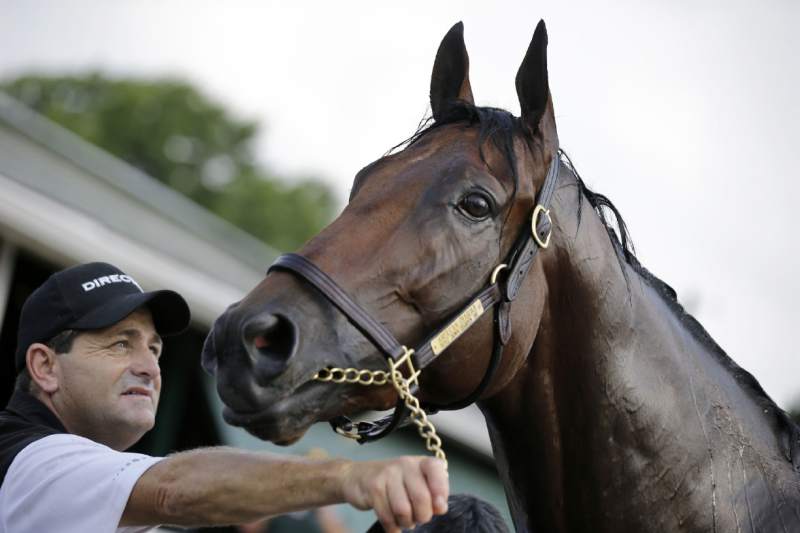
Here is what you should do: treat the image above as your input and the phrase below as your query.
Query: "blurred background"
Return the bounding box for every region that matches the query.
[0,1,798,531]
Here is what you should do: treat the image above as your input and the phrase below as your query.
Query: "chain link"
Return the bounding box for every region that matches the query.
[312,348,447,467]
[313,367,390,386]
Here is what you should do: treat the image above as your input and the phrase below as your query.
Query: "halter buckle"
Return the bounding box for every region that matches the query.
[531,205,552,249]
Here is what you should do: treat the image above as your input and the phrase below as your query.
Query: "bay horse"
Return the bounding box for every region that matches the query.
[202,21,800,532]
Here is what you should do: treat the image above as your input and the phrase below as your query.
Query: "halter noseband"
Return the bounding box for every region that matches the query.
[267,154,560,449]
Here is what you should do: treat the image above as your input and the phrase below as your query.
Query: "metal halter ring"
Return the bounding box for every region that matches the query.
[490,264,508,284]
[334,423,362,440]
[531,205,552,249]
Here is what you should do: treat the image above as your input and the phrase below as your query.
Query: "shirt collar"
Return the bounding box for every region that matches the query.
[4,389,67,433]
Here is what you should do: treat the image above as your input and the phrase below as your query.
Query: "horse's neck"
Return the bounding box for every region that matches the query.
[480,172,800,532]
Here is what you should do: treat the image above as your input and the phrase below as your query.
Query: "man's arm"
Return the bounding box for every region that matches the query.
[120,446,448,533]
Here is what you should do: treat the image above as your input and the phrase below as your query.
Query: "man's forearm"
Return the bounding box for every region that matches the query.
[122,446,349,527]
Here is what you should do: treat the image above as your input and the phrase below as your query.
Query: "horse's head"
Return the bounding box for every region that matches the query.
[202,21,560,444]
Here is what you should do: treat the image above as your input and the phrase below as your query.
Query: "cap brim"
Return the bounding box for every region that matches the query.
[70,290,191,337]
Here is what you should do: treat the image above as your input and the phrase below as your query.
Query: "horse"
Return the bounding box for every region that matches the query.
[201,21,800,532]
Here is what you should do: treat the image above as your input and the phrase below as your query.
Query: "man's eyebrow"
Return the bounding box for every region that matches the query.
[114,329,163,345]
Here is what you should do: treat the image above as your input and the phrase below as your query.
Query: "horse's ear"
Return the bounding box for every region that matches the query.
[430,21,475,121]
[516,20,553,133]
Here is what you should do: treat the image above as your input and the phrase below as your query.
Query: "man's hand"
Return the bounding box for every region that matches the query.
[339,456,449,533]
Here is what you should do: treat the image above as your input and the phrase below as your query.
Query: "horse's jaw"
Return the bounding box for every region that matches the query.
[219,379,323,444]
[217,365,398,445]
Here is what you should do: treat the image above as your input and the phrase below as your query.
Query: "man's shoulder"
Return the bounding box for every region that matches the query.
[3,431,160,502]
[11,432,109,458]
[5,432,115,480]
[0,428,161,533]
[0,407,64,486]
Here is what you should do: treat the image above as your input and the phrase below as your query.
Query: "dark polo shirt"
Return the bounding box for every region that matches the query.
[0,389,66,488]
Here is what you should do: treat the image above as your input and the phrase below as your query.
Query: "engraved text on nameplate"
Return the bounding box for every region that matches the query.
[430,299,485,356]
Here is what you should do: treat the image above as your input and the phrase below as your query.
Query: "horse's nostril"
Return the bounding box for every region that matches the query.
[242,313,297,381]
[254,335,269,350]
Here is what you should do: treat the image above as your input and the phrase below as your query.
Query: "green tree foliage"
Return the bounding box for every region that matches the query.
[2,74,337,251]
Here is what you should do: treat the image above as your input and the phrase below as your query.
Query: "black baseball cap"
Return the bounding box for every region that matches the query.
[15,262,191,372]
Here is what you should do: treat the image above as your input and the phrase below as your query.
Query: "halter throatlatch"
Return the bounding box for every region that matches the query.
[267,154,561,462]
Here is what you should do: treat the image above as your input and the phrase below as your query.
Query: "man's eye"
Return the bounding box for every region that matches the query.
[111,341,129,351]
[458,192,493,220]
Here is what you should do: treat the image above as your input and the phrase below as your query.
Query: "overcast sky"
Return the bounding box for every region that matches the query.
[2,1,799,407]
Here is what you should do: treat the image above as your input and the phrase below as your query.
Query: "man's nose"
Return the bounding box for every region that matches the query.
[130,347,161,380]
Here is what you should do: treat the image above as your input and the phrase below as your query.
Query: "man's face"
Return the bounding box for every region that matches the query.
[51,308,163,450]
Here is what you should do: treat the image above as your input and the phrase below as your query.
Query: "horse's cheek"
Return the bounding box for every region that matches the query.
[493,265,548,392]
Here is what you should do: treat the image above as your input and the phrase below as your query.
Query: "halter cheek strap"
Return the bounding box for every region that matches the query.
[267,153,560,443]
[268,253,408,362]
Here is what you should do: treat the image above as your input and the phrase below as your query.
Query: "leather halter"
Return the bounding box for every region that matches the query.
[268,154,560,442]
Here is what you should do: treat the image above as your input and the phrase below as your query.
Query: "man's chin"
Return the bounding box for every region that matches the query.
[117,409,157,438]
[101,420,153,451]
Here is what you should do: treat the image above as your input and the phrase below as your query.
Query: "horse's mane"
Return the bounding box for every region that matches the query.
[395,102,800,467]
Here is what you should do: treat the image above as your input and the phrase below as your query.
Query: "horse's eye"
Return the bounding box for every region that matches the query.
[458,193,492,220]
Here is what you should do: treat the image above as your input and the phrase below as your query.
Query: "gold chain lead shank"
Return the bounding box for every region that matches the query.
[312,347,447,467]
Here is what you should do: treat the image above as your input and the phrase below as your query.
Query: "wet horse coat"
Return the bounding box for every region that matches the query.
[202,21,800,532]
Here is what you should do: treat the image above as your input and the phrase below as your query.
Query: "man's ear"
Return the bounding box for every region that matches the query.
[27,343,60,394]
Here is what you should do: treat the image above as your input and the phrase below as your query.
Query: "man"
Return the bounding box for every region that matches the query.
[0,262,448,533]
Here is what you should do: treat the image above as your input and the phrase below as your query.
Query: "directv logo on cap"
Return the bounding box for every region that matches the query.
[82,274,143,293]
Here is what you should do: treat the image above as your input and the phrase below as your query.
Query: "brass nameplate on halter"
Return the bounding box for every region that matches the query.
[430,299,484,356]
